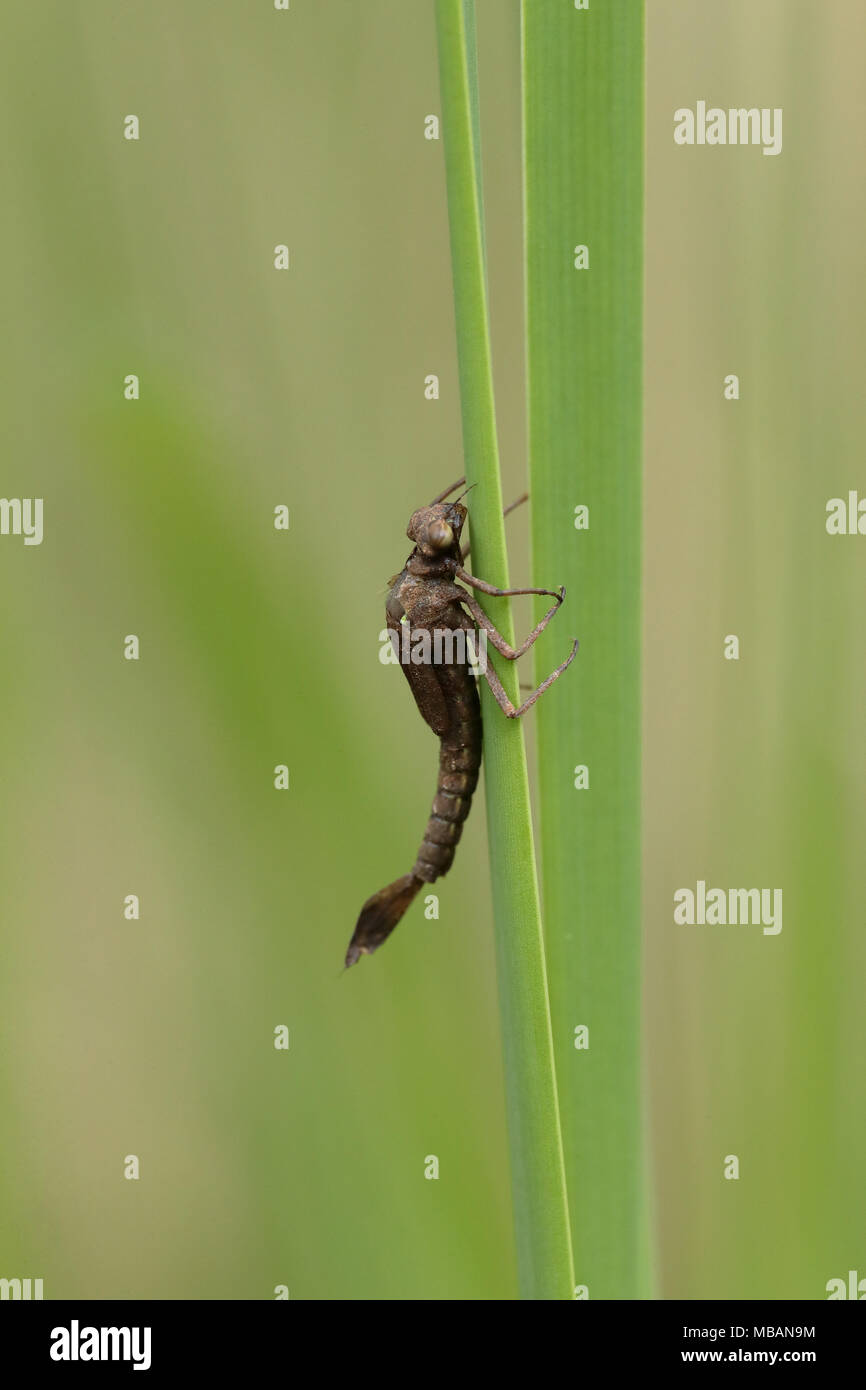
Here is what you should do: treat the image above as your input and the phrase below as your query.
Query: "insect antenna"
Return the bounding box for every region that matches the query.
[453,482,477,506]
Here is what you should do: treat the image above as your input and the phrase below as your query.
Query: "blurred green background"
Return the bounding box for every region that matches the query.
[0,0,863,1299]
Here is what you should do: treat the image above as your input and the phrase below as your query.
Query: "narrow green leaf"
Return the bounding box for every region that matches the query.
[523,1,649,1298]
[435,0,574,1300]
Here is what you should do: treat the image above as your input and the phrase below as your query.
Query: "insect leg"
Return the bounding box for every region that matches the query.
[457,587,567,660]
[429,476,466,504]
[503,491,529,518]
[455,566,563,604]
[470,626,579,718]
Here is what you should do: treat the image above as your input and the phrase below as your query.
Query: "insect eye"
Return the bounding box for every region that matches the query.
[428,520,454,550]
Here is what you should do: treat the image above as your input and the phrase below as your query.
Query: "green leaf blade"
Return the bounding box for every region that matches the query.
[436,0,574,1300]
[523,0,649,1299]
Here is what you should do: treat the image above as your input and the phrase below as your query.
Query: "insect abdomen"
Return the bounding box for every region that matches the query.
[413,685,482,883]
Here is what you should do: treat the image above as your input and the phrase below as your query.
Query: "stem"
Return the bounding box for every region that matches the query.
[435,0,574,1300]
[523,0,649,1297]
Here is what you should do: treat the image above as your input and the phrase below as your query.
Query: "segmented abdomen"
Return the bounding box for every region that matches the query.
[413,662,482,883]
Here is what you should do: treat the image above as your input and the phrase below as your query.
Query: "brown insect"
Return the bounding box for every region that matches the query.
[344,478,577,968]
